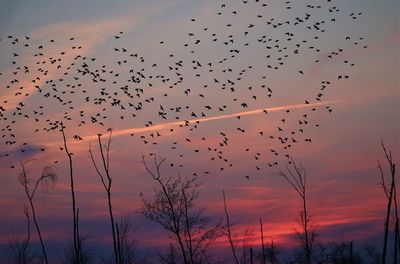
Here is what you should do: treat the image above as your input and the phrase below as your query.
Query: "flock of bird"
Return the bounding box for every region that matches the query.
[0,0,367,179]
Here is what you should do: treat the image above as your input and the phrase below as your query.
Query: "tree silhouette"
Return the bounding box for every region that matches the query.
[60,123,81,263]
[89,129,119,264]
[260,218,266,264]
[377,140,397,264]
[140,154,221,264]
[18,160,57,264]
[222,190,240,264]
[279,158,315,264]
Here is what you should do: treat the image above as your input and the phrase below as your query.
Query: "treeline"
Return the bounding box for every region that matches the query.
[5,131,399,263]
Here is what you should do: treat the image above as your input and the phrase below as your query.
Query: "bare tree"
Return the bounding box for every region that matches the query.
[140,154,221,264]
[18,160,57,264]
[60,122,80,263]
[89,129,120,264]
[279,158,315,264]
[377,140,397,264]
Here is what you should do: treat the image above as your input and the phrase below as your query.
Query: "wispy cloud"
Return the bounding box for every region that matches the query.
[0,17,136,112]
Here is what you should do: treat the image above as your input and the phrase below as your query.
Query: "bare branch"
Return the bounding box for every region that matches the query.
[279,158,312,264]
[89,142,107,190]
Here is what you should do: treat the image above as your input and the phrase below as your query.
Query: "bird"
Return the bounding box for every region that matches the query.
[0,0,366,179]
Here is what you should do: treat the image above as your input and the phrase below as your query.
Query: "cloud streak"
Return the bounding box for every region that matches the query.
[84,100,340,141]
[34,100,339,157]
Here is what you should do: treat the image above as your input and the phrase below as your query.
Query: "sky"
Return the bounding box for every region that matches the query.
[0,0,399,262]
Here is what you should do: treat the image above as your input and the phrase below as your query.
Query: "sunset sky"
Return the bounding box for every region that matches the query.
[0,0,399,262]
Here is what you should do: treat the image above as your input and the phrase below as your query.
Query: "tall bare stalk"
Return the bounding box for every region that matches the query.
[89,129,119,264]
[222,190,240,264]
[260,218,266,264]
[60,122,80,263]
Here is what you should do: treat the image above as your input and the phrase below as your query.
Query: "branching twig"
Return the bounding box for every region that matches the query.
[89,129,119,264]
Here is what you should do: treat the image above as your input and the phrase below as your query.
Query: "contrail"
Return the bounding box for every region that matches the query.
[83,100,340,142]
